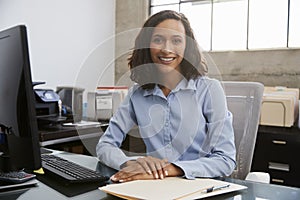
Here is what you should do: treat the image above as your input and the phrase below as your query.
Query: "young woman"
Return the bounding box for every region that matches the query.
[96,10,236,182]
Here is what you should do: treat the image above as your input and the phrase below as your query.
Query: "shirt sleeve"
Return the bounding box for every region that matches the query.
[96,87,138,170]
[173,80,236,179]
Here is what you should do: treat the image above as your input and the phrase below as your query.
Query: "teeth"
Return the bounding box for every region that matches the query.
[160,57,174,62]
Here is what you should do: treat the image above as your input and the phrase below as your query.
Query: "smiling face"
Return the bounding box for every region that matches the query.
[150,19,186,75]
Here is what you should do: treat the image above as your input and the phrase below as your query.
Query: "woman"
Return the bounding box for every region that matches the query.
[96,10,236,182]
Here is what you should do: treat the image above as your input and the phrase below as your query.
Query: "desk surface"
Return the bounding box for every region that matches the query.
[1,150,300,200]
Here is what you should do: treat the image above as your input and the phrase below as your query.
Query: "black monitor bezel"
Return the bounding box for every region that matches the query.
[0,25,41,172]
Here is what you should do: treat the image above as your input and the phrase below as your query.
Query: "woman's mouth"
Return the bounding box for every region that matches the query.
[159,56,175,62]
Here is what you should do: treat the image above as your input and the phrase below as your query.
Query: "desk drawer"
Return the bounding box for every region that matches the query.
[256,133,298,162]
[252,126,300,188]
[269,170,300,187]
[267,161,300,187]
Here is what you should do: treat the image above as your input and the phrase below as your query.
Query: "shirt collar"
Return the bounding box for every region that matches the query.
[143,78,197,97]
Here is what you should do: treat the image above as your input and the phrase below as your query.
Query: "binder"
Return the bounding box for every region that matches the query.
[260,86,299,127]
[99,177,247,200]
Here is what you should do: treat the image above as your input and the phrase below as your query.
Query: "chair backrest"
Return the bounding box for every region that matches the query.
[221,81,264,180]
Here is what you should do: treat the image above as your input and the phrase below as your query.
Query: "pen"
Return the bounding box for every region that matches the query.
[204,184,230,193]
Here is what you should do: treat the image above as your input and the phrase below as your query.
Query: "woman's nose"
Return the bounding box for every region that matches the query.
[161,40,173,53]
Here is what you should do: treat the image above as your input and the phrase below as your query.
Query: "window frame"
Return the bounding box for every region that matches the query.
[150,0,298,51]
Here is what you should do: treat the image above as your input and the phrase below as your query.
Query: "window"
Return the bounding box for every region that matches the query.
[289,0,300,47]
[248,0,288,49]
[150,0,180,13]
[151,4,179,14]
[181,1,212,50]
[150,0,300,51]
[151,0,180,6]
[212,0,248,50]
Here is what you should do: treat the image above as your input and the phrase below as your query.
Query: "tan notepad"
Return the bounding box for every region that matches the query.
[99,177,247,200]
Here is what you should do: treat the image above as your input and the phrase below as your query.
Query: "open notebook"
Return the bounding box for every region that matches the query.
[100,177,247,200]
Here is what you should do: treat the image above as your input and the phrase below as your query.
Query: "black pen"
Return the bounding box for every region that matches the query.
[204,184,230,193]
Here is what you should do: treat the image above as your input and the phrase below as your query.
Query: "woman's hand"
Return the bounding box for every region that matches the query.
[110,156,184,182]
[110,156,168,182]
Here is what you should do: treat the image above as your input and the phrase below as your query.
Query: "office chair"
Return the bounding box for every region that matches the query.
[222,81,269,183]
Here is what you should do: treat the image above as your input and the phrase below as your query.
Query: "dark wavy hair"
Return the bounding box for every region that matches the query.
[128,10,207,90]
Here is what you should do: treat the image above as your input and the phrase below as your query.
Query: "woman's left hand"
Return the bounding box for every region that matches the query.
[110,156,169,182]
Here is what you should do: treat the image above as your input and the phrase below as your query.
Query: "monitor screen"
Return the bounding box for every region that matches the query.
[0,25,41,172]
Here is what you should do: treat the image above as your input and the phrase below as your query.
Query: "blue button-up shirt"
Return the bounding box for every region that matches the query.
[96,76,236,179]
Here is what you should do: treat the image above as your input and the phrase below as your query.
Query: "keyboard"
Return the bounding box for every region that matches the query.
[41,154,109,184]
[0,170,36,184]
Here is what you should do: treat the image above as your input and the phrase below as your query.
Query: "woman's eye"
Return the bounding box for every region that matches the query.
[152,37,163,44]
[173,38,182,45]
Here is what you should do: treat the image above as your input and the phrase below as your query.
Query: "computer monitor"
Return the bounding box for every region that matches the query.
[0,25,41,172]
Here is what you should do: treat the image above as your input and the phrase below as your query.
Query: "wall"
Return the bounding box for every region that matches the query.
[0,0,115,92]
[115,1,300,89]
[208,49,300,88]
[114,0,149,86]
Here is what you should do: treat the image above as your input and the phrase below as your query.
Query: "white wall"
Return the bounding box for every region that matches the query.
[0,0,115,92]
